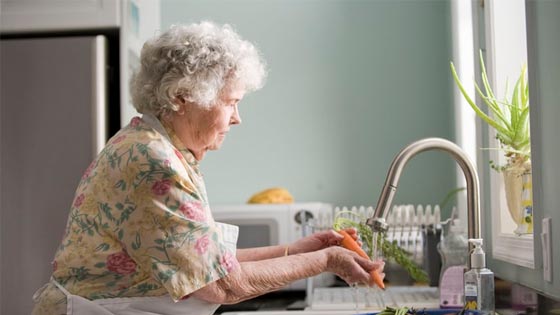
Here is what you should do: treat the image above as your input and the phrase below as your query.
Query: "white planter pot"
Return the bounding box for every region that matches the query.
[503,164,533,235]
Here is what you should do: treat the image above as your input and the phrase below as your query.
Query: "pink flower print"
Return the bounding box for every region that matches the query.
[106,251,137,275]
[179,201,206,222]
[220,251,238,272]
[195,235,209,254]
[52,260,58,272]
[81,161,95,179]
[151,179,172,196]
[130,116,142,127]
[74,194,85,208]
[111,135,127,144]
[174,149,184,161]
[163,159,171,168]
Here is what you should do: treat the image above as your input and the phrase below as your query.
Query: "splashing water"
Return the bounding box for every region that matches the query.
[369,231,387,308]
[351,283,360,313]
[371,231,380,261]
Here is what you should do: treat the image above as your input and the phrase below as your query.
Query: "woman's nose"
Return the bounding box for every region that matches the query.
[231,104,242,125]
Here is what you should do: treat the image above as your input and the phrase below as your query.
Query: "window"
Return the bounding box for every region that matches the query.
[481,0,534,268]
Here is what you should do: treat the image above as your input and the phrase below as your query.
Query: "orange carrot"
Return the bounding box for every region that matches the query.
[338,230,385,289]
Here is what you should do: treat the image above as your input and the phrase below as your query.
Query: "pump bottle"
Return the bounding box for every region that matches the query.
[464,238,495,315]
[438,218,468,308]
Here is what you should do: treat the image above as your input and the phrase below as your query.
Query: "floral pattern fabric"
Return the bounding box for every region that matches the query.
[32,116,239,315]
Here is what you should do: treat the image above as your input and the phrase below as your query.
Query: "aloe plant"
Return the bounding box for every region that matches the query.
[450,51,530,170]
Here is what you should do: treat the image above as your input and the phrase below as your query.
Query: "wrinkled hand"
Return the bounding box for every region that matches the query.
[289,228,360,255]
[325,246,385,287]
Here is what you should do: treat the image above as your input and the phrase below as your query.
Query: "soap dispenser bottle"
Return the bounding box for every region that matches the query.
[464,238,495,315]
[438,218,468,309]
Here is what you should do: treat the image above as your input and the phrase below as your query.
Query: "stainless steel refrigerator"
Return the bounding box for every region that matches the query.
[1,35,119,315]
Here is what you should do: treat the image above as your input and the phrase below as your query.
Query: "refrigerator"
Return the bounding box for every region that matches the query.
[0,35,120,315]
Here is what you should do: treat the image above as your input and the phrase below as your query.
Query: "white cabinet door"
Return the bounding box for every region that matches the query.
[0,0,120,33]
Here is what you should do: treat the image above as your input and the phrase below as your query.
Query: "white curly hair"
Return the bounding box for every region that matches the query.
[130,21,267,115]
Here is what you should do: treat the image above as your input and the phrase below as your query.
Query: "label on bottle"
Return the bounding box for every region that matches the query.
[464,270,495,314]
[464,273,478,310]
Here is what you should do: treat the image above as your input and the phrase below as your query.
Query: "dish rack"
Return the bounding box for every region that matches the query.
[301,204,445,309]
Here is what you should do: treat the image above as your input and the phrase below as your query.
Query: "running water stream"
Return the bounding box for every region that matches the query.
[371,231,386,309]
[349,230,387,313]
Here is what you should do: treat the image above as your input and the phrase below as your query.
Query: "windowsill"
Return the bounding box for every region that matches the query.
[492,233,535,268]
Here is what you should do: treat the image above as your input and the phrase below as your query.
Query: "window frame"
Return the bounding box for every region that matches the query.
[479,0,535,268]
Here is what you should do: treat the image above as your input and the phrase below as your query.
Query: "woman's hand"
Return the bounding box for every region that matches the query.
[192,243,385,304]
[288,228,360,255]
[324,246,385,286]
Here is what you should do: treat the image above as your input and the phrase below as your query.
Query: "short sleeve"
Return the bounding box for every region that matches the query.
[117,142,239,301]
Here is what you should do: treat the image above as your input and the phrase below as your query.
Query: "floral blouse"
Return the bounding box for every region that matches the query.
[32,116,239,315]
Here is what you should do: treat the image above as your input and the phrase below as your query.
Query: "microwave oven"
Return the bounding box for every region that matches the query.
[211,202,335,290]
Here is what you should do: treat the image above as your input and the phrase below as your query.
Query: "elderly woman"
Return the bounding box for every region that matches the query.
[32,21,383,315]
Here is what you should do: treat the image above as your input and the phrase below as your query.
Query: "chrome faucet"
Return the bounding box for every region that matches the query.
[365,137,481,241]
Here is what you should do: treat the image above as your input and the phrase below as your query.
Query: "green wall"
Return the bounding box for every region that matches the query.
[161,0,456,209]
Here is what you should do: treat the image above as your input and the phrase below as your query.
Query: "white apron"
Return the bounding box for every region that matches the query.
[50,222,239,315]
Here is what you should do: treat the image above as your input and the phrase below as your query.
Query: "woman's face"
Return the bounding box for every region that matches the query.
[170,83,246,160]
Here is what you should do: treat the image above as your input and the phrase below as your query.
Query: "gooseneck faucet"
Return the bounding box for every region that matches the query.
[365,137,481,241]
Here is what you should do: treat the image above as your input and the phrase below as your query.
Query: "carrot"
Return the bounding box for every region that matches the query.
[338,229,385,289]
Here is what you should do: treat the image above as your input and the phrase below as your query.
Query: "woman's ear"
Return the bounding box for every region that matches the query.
[174,95,186,105]
[173,96,187,115]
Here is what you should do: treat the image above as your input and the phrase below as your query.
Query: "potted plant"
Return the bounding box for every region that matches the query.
[450,51,532,235]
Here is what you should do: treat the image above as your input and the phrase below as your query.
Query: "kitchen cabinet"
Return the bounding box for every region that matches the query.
[0,0,120,32]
